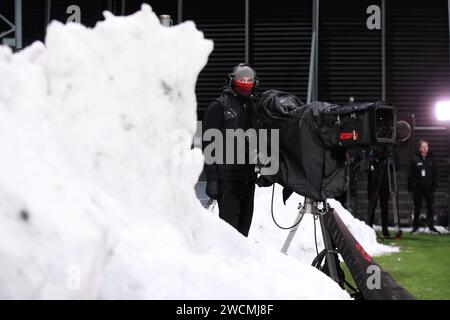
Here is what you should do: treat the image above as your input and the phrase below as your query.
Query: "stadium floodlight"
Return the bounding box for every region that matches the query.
[436,100,450,121]
[436,100,450,230]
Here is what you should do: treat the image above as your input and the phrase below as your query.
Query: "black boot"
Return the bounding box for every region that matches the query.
[382,229,392,239]
[429,226,440,234]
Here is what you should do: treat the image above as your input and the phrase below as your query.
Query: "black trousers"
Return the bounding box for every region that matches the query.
[367,185,390,234]
[218,180,255,237]
[412,189,435,229]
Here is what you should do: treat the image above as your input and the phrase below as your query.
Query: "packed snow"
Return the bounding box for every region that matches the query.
[0,5,357,299]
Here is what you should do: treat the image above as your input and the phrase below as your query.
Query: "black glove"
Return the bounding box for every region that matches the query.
[206,180,222,200]
[256,175,274,188]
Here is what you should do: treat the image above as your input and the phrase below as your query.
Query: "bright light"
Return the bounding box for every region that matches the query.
[436,100,450,121]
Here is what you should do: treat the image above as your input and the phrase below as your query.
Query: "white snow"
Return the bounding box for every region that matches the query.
[0,5,352,299]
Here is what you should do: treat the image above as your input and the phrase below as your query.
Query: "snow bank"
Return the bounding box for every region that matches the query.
[0,5,349,299]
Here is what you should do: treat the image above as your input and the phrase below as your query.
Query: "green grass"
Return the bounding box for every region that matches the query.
[341,232,450,300]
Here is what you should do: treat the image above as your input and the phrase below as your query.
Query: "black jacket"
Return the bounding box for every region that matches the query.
[202,88,256,181]
[252,90,346,201]
[407,152,437,192]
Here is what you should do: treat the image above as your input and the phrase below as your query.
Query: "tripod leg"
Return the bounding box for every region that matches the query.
[281,205,306,254]
[318,213,340,284]
[387,161,402,238]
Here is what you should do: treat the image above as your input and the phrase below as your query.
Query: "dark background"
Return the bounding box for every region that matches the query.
[1,0,449,225]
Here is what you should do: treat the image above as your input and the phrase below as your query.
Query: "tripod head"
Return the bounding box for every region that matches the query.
[298,198,331,216]
[285,197,340,283]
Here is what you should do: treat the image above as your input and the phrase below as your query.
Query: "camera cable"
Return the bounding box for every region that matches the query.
[271,184,304,230]
[313,214,319,256]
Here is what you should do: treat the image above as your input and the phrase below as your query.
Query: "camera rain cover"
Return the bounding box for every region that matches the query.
[253,90,394,201]
[253,90,347,201]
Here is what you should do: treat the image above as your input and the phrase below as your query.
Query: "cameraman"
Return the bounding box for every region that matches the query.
[202,64,258,237]
[408,140,439,234]
[366,146,393,238]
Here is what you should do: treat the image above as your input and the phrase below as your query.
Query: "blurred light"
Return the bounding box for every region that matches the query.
[436,100,450,121]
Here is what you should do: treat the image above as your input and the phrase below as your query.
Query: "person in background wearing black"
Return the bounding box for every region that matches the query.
[408,140,440,234]
[336,149,362,210]
[366,146,392,238]
[202,64,258,237]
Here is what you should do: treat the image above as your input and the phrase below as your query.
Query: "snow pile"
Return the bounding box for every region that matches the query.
[0,6,349,299]
[248,185,398,264]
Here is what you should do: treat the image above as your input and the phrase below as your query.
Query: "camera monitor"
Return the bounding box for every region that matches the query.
[375,105,396,144]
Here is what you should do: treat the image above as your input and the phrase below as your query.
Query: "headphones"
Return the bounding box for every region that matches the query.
[226,63,260,91]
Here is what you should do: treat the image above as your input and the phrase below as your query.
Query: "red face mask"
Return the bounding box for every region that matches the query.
[233,80,254,97]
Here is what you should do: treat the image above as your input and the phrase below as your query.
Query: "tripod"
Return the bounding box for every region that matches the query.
[278,194,413,299]
[366,147,402,239]
[281,198,341,284]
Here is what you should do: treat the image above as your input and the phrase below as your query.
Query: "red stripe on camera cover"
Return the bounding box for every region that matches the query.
[340,132,359,140]
[355,242,372,263]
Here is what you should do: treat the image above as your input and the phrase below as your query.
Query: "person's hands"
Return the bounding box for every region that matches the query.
[206,180,222,200]
[256,175,274,187]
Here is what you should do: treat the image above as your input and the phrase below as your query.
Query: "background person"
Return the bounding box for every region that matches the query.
[366,146,392,238]
[202,64,258,237]
[408,140,439,234]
